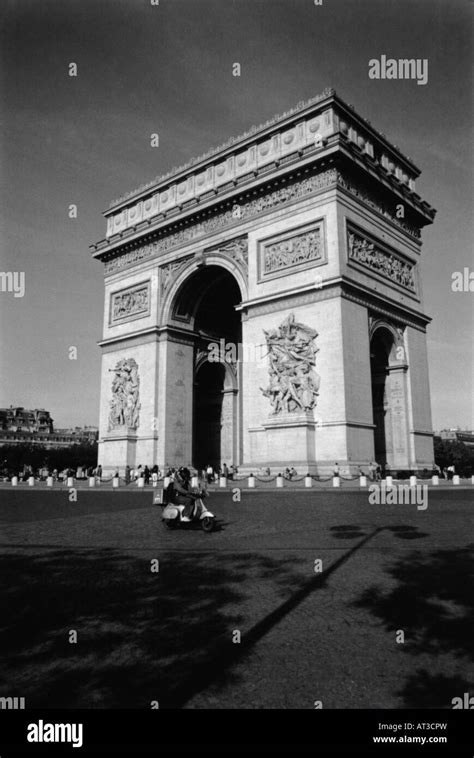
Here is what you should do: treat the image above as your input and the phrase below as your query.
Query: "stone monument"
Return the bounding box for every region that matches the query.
[90,88,436,475]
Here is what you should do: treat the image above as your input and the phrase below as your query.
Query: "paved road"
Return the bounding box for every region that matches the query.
[1,489,473,709]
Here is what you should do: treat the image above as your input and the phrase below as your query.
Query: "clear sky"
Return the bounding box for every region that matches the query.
[0,0,472,430]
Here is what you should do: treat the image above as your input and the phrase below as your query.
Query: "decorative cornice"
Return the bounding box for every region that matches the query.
[101,163,425,276]
[103,168,338,274]
[98,91,435,254]
[341,282,430,331]
[109,88,336,207]
[107,88,425,211]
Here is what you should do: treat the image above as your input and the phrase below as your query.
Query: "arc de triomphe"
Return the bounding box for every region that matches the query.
[90,88,436,476]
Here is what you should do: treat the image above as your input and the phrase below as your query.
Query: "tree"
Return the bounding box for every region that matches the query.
[434,437,474,477]
[0,443,98,476]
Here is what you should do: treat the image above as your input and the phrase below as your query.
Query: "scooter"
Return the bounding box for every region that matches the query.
[161,495,215,532]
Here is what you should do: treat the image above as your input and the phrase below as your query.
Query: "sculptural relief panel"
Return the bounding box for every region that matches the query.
[346,224,416,292]
[108,358,141,431]
[109,281,151,325]
[258,221,325,282]
[260,313,320,414]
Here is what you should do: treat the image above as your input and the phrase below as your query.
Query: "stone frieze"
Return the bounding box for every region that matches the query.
[347,228,416,291]
[110,282,150,323]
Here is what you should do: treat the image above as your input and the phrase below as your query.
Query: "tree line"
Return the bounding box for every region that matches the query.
[0,442,98,476]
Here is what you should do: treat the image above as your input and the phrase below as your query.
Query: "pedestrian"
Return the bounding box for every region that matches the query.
[206,464,213,485]
[144,465,150,484]
[125,465,131,484]
[96,464,102,481]
[333,462,340,477]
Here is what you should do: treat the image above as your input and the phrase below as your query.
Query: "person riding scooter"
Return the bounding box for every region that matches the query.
[173,467,204,522]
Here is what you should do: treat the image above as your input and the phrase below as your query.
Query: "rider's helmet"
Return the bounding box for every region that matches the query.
[177,466,191,481]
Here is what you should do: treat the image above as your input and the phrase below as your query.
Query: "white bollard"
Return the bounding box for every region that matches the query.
[191,475,198,488]
[152,474,158,488]
[46,476,54,487]
[276,475,284,488]
[163,476,170,490]
[409,475,417,487]
[386,475,393,488]
[11,476,18,486]
[113,477,120,488]
[137,477,144,488]
[304,475,312,488]
[89,477,95,487]
[248,475,256,488]
[28,476,35,487]
[471,475,474,486]
[359,475,367,487]
[219,476,227,488]
[453,474,460,485]
[431,475,439,486]
[66,477,74,488]
[332,476,340,488]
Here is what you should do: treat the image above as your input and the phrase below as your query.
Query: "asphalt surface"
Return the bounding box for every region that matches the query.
[1,488,473,709]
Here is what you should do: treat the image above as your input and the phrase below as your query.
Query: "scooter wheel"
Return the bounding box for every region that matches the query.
[201,516,215,533]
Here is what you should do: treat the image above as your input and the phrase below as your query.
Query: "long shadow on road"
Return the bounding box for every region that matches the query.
[1,527,384,708]
[0,546,309,708]
[3,525,461,709]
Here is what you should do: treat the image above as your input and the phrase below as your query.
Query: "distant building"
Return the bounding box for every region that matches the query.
[0,407,54,434]
[438,428,474,448]
[0,406,98,447]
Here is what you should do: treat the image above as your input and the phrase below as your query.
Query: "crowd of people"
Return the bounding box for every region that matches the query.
[114,463,240,485]
[0,464,103,482]
[0,459,456,484]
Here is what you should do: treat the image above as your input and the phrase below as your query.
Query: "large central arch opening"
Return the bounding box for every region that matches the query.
[172,265,242,471]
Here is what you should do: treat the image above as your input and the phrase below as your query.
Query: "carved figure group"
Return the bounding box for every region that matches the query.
[348,232,415,290]
[112,288,148,321]
[264,229,321,274]
[108,358,141,430]
[260,313,320,414]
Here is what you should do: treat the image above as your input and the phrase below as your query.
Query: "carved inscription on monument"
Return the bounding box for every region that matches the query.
[260,224,324,280]
[108,358,141,431]
[110,282,150,324]
[261,313,320,414]
[347,226,416,291]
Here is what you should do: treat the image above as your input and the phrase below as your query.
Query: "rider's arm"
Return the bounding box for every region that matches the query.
[174,480,200,498]
[173,480,189,497]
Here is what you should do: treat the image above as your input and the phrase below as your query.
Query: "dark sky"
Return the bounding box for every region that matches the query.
[0,0,472,429]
